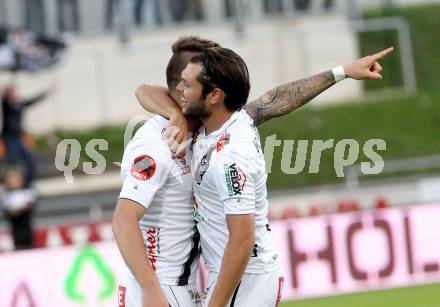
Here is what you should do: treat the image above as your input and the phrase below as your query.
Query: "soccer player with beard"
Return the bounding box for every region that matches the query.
[113,37,220,307]
[114,35,392,306]
[179,47,282,306]
[135,42,393,306]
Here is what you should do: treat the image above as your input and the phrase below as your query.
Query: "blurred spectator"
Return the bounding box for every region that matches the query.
[225,0,244,18]
[264,0,283,14]
[134,0,162,27]
[224,0,233,17]
[0,28,14,70]
[134,0,146,26]
[1,166,37,250]
[324,0,334,11]
[169,0,187,22]
[25,0,46,33]
[57,0,80,33]
[106,0,203,28]
[293,0,311,11]
[1,84,53,186]
[0,0,6,25]
[107,0,161,29]
[106,0,119,29]
[186,0,204,21]
[1,28,67,72]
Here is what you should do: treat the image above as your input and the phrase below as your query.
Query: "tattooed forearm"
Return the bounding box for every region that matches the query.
[244,70,336,126]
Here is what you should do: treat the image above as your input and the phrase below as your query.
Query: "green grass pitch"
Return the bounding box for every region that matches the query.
[280,283,440,307]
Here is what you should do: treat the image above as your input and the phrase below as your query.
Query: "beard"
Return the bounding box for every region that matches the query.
[182,95,210,117]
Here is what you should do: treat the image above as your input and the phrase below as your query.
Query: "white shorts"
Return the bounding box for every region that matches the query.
[118,269,202,307]
[204,269,284,307]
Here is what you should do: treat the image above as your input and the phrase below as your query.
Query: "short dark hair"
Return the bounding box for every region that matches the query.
[166,36,220,90]
[190,47,250,112]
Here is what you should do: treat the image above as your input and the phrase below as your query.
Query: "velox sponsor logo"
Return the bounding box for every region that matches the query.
[146,228,158,270]
[224,163,246,197]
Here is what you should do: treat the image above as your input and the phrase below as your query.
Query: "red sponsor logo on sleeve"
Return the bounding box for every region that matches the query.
[130,155,156,181]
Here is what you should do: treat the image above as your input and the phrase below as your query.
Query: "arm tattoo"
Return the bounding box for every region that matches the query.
[245,70,336,126]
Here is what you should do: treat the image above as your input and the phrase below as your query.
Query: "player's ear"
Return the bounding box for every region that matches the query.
[208,88,225,106]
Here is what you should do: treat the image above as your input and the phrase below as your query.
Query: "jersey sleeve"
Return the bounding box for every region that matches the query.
[213,144,257,215]
[119,141,171,209]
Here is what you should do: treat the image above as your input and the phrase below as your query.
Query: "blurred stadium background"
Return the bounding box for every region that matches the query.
[1,0,440,306]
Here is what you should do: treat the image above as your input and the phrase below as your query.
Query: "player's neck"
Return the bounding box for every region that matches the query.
[202,109,234,135]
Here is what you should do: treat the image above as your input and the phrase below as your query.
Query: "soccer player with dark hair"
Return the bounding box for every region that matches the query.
[113,36,221,307]
[139,44,392,306]
[114,35,393,306]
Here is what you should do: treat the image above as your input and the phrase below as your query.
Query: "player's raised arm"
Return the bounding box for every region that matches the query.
[136,84,180,119]
[245,47,394,126]
[135,84,189,152]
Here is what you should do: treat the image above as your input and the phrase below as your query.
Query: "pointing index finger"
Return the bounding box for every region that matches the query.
[372,47,394,61]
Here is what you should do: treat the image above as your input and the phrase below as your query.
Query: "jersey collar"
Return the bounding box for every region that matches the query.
[205,110,242,140]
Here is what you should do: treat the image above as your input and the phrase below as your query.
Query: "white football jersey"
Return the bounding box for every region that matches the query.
[119,115,199,286]
[192,110,279,274]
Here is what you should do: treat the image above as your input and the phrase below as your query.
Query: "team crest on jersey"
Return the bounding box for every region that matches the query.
[224,163,247,197]
[194,145,215,184]
[131,155,156,181]
[199,154,209,181]
[216,131,230,152]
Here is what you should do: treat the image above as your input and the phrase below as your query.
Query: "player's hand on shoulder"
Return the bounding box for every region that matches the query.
[165,111,188,158]
[344,47,394,81]
[141,286,169,307]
